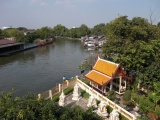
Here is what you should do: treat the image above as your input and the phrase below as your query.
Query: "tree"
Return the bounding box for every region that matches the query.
[0,92,102,120]
[68,28,78,38]
[91,23,105,36]
[104,16,131,40]
[0,29,3,39]
[77,24,90,38]
[35,26,54,39]
[53,24,68,37]
[17,27,27,32]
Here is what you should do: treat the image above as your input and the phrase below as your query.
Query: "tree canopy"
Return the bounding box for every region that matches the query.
[102,16,160,90]
[0,92,102,120]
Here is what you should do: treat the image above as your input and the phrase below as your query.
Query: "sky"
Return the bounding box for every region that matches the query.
[0,0,160,29]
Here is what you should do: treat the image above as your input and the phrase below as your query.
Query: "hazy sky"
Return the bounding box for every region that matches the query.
[0,0,160,29]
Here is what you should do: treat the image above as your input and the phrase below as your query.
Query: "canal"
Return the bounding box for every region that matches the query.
[0,39,89,96]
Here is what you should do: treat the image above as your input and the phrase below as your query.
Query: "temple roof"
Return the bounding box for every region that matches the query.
[85,57,125,86]
[93,58,119,77]
[85,70,111,86]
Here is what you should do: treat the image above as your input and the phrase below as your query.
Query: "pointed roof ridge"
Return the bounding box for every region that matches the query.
[92,57,120,77]
[98,57,119,66]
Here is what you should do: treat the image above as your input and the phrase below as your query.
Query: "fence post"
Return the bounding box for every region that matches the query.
[49,90,52,100]
[66,80,69,87]
[59,84,61,92]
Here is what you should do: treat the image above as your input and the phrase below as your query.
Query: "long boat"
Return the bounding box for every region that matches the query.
[0,39,55,57]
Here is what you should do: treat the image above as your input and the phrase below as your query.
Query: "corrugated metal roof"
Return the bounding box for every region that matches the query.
[0,39,15,45]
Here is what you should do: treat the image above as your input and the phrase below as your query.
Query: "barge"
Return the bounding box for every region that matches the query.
[0,39,54,57]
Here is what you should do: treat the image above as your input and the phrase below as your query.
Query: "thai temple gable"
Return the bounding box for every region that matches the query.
[85,57,128,94]
[85,57,126,86]
[92,58,119,77]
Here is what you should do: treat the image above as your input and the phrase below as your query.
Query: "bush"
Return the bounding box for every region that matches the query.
[123,90,131,101]
[119,113,129,120]
[52,93,61,102]
[64,87,73,95]
[52,87,73,102]
[80,89,90,99]
[81,78,90,85]
[107,90,116,100]
[156,107,160,116]
[139,97,155,113]
[0,92,102,120]
[106,106,113,113]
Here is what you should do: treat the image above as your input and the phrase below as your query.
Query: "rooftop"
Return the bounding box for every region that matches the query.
[0,39,15,46]
[85,57,125,86]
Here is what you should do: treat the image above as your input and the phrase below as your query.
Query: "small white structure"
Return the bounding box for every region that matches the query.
[72,83,81,101]
[109,110,119,120]
[38,94,41,99]
[133,106,139,112]
[87,94,97,108]
[97,101,108,117]
[59,90,66,106]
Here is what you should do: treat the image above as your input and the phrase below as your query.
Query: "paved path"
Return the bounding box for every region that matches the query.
[65,94,88,110]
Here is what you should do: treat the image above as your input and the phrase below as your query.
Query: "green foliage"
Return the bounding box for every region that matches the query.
[52,92,61,102]
[119,114,129,120]
[139,97,155,113]
[91,23,105,35]
[122,90,131,101]
[80,89,90,99]
[35,26,54,39]
[81,78,90,85]
[52,87,74,102]
[0,92,102,120]
[77,24,90,38]
[156,107,160,116]
[53,24,68,37]
[106,105,113,113]
[106,90,116,100]
[102,16,160,95]
[132,92,156,114]
[64,87,74,95]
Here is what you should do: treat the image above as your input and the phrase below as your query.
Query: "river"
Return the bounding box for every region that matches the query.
[0,39,89,96]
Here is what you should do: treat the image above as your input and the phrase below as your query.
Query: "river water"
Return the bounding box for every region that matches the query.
[0,39,89,96]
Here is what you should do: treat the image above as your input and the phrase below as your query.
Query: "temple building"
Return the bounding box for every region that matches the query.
[85,57,128,95]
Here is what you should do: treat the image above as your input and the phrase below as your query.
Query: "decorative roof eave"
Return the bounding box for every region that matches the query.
[85,70,113,86]
[85,75,114,86]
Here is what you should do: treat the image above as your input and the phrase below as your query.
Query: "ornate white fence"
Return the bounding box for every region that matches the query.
[77,78,137,120]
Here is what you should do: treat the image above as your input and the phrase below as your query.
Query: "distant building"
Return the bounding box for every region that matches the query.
[1,26,12,30]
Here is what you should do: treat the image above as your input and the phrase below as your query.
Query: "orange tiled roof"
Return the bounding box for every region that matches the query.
[93,58,119,77]
[85,70,111,86]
